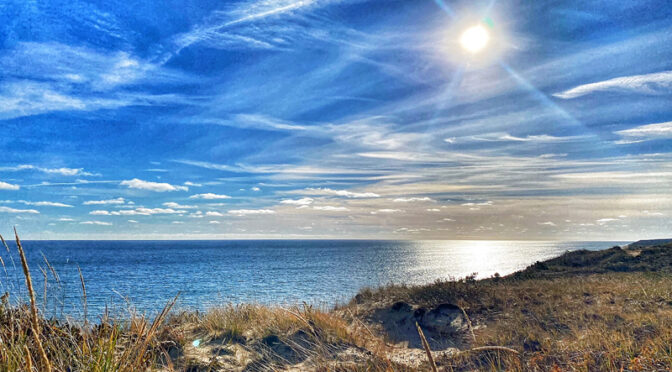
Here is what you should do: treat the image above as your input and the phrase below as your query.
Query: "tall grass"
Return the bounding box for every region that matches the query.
[0,231,181,372]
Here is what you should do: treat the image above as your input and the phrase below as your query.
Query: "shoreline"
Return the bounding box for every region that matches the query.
[3,239,627,317]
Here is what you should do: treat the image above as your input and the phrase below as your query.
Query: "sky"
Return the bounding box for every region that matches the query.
[0,0,670,240]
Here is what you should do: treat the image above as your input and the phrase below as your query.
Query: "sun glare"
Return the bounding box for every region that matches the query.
[460,24,490,53]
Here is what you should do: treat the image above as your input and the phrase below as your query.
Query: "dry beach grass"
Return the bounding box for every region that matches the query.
[1,232,672,371]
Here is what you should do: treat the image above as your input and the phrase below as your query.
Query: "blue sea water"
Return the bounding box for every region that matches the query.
[0,240,625,318]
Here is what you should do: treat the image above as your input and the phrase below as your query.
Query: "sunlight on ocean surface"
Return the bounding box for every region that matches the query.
[1,240,626,317]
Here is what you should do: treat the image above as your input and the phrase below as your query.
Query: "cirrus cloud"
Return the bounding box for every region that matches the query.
[554,71,672,99]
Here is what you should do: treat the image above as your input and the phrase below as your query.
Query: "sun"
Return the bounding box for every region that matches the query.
[459,24,490,53]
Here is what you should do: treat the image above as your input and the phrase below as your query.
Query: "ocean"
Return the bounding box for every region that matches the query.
[0,240,625,318]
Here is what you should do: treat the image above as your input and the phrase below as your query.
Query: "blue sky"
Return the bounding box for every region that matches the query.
[0,0,670,240]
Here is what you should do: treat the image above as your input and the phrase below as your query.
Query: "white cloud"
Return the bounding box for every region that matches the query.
[0,181,20,190]
[189,193,231,199]
[305,187,379,198]
[20,201,73,207]
[80,221,112,226]
[0,206,39,214]
[0,164,94,176]
[442,218,455,222]
[228,209,276,216]
[313,206,349,211]
[90,210,111,215]
[554,71,672,99]
[462,201,493,207]
[83,197,127,205]
[538,221,556,226]
[596,218,619,224]
[184,181,202,187]
[58,217,74,221]
[371,209,401,214]
[121,178,188,192]
[497,133,580,142]
[395,227,431,233]
[393,197,433,202]
[251,186,261,191]
[426,208,440,212]
[209,220,221,224]
[163,202,198,209]
[90,208,185,216]
[615,121,672,142]
[206,211,224,216]
[281,197,314,205]
[128,220,138,223]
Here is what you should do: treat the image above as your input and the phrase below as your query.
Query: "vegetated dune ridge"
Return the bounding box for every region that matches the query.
[1,235,672,371]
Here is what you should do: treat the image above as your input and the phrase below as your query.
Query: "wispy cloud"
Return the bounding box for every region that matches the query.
[281,197,314,205]
[554,71,672,99]
[201,114,308,131]
[304,188,380,198]
[80,221,112,226]
[393,197,433,203]
[0,206,39,214]
[0,41,194,119]
[163,202,198,209]
[370,208,402,214]
[83,197,129,205]
[615,121,672,143]
[0,164,95,176]
[475,133,587,142]
[90,207,186,216]
[312,205,349,211]
[171,0,327,52]
[18,201,73,207]
[120,179,188,192]
[0,181,19,190]
[189,193,231,199]
[228,209,276,216]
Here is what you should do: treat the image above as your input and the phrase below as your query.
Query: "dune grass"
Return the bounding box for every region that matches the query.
[348,272,672,371]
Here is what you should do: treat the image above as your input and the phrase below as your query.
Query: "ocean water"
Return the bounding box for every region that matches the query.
[0,240,625,318]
